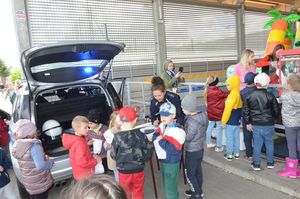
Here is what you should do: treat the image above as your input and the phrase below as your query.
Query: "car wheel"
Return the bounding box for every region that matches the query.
[16,177,30,199]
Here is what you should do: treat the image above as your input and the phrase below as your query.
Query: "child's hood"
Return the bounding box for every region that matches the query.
[62,133,84,149]
[281,91,300,105]
[227,75,241,91]
[13,139,41,159]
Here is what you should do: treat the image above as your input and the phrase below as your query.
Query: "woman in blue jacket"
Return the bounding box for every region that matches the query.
[150,76,185,126]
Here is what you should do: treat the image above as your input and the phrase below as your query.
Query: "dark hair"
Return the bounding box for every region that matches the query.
[61,175,127,199]
[271,44,285,61]
[151,76,166,92]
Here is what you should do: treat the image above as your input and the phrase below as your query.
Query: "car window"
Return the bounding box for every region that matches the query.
[12,95,21,123]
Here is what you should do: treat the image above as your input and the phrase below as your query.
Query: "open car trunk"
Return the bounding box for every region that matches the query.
[35,84,112,157]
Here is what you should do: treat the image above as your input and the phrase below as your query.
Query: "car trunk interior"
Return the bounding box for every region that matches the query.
[35,85,112,157]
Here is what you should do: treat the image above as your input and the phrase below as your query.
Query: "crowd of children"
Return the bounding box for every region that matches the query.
[3,54,300,199]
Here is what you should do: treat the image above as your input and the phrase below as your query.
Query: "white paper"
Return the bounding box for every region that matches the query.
[104,130,115,144]
[95,162,104,174]
[93,139,102,154]
[140,125,155,142]
[153,140,166,159]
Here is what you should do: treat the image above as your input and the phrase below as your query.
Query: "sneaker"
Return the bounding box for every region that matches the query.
[207,143,216,148]
[185,190,194,197]
[224,153,233,161]
[215,146,224,152]
[234,153,240,159]
[188,193,204,199]
[251,162,261,171]
[267,162,275,169]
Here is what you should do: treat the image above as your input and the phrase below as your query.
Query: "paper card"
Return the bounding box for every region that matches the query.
[95,162,104,174]
[93,139,103,154]
[153,139,166,159]
[103,130,114,144]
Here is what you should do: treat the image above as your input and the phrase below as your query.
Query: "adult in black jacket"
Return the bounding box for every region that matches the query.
[243,73,280,171]
[150,76,185,126]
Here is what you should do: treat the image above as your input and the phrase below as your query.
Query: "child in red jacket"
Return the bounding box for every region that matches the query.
[204,76,229,152]
[62,116,102,180]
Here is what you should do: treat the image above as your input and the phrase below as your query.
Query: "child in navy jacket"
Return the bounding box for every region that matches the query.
[152,102,186,199]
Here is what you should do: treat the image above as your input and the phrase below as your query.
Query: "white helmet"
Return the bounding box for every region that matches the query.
[42,120,62,140]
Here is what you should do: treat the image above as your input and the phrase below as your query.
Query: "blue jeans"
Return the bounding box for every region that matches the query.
[225,125,240,155]
[252,125,275,165]
[206,120,223,147]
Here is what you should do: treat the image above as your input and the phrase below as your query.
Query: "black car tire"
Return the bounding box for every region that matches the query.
[16,177,30,199]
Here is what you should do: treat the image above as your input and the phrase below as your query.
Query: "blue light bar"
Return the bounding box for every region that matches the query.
[84,67,93,73]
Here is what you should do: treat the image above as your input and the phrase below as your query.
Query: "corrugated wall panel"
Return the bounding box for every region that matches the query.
[245,11,271,58]
[26,0,156,73]
[164,2,238,63]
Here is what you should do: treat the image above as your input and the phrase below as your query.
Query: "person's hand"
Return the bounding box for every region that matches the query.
[87,140,94,146]
[153,119,160,127]
[222,123,226,128]
[0,165,4,172]
[94,154,102,163]
[247,124,253,131]
[96,131,103,136]
[270,61,278,67]
[45,154,50,160]
[156,135,163,141]
[175,72,181,78]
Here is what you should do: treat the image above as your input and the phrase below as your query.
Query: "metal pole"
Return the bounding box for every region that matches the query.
[104,23,109,41]
[126,82,131,106]
[141,83,146,119]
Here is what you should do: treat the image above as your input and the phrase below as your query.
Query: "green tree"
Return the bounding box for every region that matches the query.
[11,68,22,85]
[0,59,11,86]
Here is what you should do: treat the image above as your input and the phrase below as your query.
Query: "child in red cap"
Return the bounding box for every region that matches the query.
[111,107,152,199]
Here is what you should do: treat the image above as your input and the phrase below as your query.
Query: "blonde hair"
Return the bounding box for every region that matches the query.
[109,111,119,130]
[287,74,300,92]
[72,116,89,130]
[204,76,215,105]
[61,175,127,199]
[240,49,254,71]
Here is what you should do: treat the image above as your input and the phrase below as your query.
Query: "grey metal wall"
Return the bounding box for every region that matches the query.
[245,11,271,57]
[164,2,238,63]
[26,0,156,75]
[12,0,271,78]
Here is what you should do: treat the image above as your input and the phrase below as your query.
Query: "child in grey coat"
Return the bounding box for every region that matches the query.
[182,94,207,199]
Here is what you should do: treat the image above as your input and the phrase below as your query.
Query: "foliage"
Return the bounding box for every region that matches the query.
[264,9,282,29]
[263,9,300,41]
[11,68,22,84]
[0,59,11,78]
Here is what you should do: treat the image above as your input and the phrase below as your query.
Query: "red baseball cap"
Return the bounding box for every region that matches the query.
[119,107,137,122]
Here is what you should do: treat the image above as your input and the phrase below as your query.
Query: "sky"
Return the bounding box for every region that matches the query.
[0,1,20,69]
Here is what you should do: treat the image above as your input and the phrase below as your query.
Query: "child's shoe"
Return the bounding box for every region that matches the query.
[185,190,194,197]
[214,146,223,152]
[234,153,240,159]
[244,155,253,162]
[188,193,204,199]
[267,162,275,169]
[251,162,261,171]
[224,153,233,161]
[207,143,216,148]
